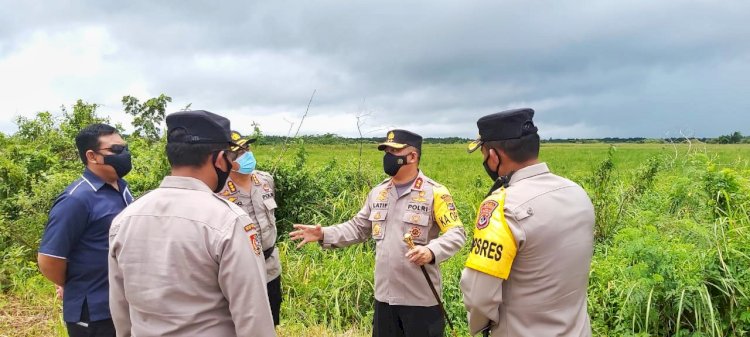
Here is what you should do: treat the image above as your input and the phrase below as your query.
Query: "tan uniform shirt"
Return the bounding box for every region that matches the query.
[108,176,276,337]
[218,171,281,281]
[460,163,594,337]
[322,171,466,306]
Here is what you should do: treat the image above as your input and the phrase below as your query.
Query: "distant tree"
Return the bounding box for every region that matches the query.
[122,94,172,141]
[716,131,743,144]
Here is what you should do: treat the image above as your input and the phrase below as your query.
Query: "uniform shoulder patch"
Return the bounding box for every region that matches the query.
[476,200,499,230]
[422,176,442,188]
[254,170,274,182]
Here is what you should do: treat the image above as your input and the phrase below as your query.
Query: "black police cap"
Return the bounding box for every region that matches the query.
[377,129,423,152]
[467,108,538,153]
[166,110,242,149]
[229,130,256,151]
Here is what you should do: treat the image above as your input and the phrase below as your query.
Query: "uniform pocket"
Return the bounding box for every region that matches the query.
[263,198,277,224]
[369,210,388,240]
[402,212,430,244]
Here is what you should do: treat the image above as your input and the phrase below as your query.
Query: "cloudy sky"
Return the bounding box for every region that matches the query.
[1,1,748,138]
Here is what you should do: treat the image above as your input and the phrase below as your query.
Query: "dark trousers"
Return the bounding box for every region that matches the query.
[267,276,282,326]
[66,301,115,337]
[373,300,445,337]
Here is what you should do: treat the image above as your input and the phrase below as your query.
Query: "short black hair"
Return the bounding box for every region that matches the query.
[484,133,540,163]
[75,123,118,165]
[166,128,227,168]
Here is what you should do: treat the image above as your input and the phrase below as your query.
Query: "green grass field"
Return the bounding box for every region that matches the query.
[2,142,749,336]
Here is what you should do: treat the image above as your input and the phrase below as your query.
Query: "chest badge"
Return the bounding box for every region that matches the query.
[412,190,427,203]
[409,226,422,238]
[373,223,382,236]
[377,189,389,201]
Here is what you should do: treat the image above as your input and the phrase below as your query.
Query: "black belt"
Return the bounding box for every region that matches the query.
[263,245,275,259]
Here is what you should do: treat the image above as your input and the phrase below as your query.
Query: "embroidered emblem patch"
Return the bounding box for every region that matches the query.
[262,183,271,192]
[410,226,422,238]
[412,191,427,203]
[374,212,382,220]
[373,223,382,236]
[476,200,499,230]
[410,214,421,223]
[441,194,457,211]
[249,234,261,256]
[377,189,389,201]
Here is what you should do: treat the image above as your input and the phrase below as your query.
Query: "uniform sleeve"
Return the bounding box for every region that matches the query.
[216,217,276,336]
[321,195,373,248]
[461,192,526,335]
[460,267,504,335]
[426,185,466,264]
[39,193,89,259]
[108,218,132,337]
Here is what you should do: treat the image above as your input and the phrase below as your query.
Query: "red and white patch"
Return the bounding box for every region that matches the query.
[476,200,499,230]
[249,234,261,256]
[413,177,424,190]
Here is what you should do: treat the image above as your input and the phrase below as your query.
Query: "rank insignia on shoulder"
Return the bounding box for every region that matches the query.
[373,223,382,236]
[249,234,261,256]
[228,181,237,193]
[477,200,499,230]
[243,224,256,232]
[409,226,422,238]
[414,177,423,190]
[252,174,261,186]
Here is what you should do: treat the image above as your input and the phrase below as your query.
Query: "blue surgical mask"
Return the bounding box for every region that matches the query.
[234,152,256,174]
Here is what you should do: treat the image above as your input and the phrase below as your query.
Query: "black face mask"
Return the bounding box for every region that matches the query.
[383,152,408,176]
[101,148,132,178]
[212,151,232,193]
[482,153,501,182]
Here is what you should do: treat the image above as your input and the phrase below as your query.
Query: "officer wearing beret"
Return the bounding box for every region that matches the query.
[217,131,283,326]
[108,110,276,336]
[291,129,466,337]
[460,108,595,337]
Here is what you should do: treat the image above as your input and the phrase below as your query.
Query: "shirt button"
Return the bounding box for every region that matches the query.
[526,207,534,216]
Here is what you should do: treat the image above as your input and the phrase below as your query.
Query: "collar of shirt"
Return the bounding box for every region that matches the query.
[160,175,215,193]
[509,162,550,185]
[82,168,129,192]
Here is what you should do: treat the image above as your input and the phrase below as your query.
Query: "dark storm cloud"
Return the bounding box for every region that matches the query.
[1,0,749,137]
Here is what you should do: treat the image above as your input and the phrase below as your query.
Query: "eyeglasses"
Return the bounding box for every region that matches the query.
[99,144,129,154]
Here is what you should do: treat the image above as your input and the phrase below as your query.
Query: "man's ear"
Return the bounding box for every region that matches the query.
[85,150,98,164]
[214,150,228,170]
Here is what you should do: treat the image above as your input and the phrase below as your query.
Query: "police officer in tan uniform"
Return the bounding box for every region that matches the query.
[291,129,466,337]
[217,131,282,326]
[108,110,276,337]
[460,108,595,337]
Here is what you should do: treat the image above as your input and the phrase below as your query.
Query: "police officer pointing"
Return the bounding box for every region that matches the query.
[108,110,276,337]
[291,129,466,337]
[460,109,595,337]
